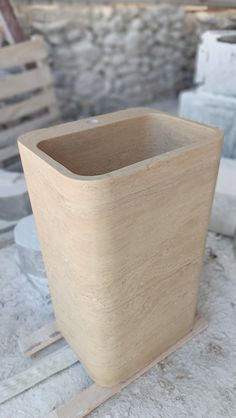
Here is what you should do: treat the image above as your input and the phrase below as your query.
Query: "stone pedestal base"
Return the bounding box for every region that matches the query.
[179,89,236,158]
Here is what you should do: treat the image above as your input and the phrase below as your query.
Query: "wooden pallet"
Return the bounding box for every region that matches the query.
[0,36,59,167]
[0,314,207,417]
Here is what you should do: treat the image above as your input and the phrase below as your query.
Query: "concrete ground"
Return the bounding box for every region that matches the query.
[0,232,236,418]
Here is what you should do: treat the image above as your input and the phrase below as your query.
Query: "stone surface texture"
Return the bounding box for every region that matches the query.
[8,3,236,119]
[14,215,48,299]
[195,30,236,97]
[179,27,236,159]
[0,233,236,417]
[179,89,236,158]
[209,158,236,237]
[0,169,31,224]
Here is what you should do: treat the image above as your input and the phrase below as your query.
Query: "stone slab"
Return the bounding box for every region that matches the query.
[14,215,49,298]
[195,30,236,97]
[0,169,31,221]
[0,218,17,233]
[209,158,236,237]
[178,89,236,158]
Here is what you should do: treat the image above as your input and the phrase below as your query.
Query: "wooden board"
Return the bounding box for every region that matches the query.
[19,320,62,357]
[0,37,48,69]
[0,90,56,124]
[0,11,14,44]
[103,0,236,7]
[0,0,25,42]
[0,346,78,405]
[48,315,207,418]
[18,107,222,387]
[0,66,52,101]
[0,110,58,148]
[0,36,59,161]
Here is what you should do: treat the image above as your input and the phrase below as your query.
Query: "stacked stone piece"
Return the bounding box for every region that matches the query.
[20,3,187,119]
[0,169,31,233]
[179,30,236,158]
[14,215,49,299]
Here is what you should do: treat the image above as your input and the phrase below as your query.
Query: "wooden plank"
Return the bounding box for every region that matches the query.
[0,11,14,44]
[0,37,48,69]
[0,110,58,147]
[0,90,57,124]
[0,0,25,42]
[19,321,62,357]
[184,0,236,7]
[105,0,236,7]
[0,65,53,101]
[48,315,207,418]
[0,346,78,405]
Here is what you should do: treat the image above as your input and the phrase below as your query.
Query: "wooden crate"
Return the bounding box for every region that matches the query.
[0,36,59,167]
[18,108,222,387]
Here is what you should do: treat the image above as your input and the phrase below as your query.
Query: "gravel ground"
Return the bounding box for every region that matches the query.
[0,232,236,418]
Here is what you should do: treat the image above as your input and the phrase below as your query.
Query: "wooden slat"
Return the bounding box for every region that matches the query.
[0,90,57,124]
[0,346,78,405]
[0,11,14,44]
[19,321,62,357]
[0,65,53,101]
[0,37,48,69]
[48,315,207,418]
[0,110,58,147]
[184,0,236,6]
[118,0,236,7]
[0,0,25,43]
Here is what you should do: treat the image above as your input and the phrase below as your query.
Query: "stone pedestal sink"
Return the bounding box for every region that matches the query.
[18,108,222,387]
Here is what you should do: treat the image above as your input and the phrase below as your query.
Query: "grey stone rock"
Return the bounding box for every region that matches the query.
[31,18,69,34]
[14,215,49,298]
[0,170,31,222]
[129,18,143,31]
[18,2,212,119]
[104,32,125,47]
[72,39,100,66]
[0,218,18,233]
[66,28,83,42]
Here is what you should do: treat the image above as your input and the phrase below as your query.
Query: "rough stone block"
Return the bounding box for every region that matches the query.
[195,30,236,97]
[14,215,49,298]
[179,89,236,158]
[0,169,31,221]
[209,158,236,237]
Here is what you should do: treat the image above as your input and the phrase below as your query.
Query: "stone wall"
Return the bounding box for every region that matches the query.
[16,3,188,119]
[7,4,236,119]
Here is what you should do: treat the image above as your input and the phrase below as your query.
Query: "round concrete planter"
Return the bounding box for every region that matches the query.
[195,30,236,97]
[18,108,222,387]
